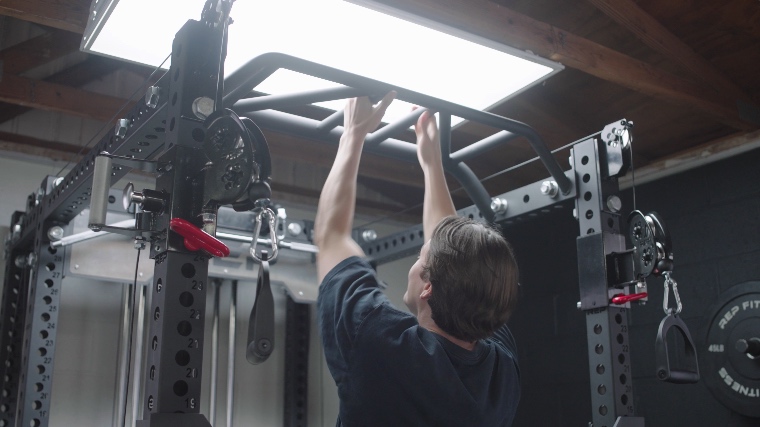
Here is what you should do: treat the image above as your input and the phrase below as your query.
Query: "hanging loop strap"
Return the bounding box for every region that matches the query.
[246,251,274,364]
[249,206,279,263]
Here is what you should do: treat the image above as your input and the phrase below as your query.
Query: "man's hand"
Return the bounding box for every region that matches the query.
[414,109,442,169]
[413,108,456,240]
[344,93,396,142]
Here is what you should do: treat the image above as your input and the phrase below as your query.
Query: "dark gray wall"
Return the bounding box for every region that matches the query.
[505,148,760,427]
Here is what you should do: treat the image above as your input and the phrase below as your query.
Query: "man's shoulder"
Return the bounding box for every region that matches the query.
[321,256,373,286]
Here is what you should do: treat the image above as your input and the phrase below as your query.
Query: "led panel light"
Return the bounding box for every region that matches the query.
[82,0,563,125]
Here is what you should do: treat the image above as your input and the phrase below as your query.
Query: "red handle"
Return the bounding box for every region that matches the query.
[169,218,230,258]
[611,292,648,305]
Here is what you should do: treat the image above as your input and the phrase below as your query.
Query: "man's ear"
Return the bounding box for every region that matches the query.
[420,282,433,300]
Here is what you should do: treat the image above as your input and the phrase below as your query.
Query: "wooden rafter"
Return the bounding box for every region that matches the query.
[0,30,82,75]
[0,0,90,34]
[586,0,755,107]
[0,73,131,122]
[361,0,756,130]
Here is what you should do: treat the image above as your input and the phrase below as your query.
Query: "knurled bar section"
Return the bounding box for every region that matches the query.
[142,252,208,416]
[18,236,65,427]
[0,245,31,427]
[284,297,310,427]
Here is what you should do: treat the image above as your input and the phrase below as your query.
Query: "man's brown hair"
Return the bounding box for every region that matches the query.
[422,216,519,342]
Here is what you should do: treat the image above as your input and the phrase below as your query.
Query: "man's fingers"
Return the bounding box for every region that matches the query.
[373,91,396,117]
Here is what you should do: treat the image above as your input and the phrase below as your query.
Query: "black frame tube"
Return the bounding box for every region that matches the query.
[225,53,572,201]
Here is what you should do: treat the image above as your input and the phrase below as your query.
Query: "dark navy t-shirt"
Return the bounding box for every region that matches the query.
[317,256,520,427]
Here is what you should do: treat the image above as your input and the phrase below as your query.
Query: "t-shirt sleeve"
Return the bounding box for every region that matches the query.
[317,256,390,381]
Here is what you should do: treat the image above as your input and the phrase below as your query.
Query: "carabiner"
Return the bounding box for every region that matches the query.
[249,206,279,263]
[662,271,682,315]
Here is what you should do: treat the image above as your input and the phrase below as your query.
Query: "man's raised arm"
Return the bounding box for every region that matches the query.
[415,110,456,240]
[314,93,395,283]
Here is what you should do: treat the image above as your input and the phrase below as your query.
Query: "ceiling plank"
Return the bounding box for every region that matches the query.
[0,73,130,122]
[0,0,90,33]
[586,0,756,106]
[360,0,755,130]
[0,30,82,75]
[0,56,122,124]
[0,130,82,162]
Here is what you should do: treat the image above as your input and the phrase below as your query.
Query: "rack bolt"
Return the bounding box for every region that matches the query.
[145,86,160,108]
[134,237,146,251]
[606,195,622,213]
[14,255,27,269]
[192,97,215,120]
[287,222,303,237]
[361,229,377,242]
[115,118,130,138]
[540,180,559,198]
[491,197,508,214]
[47,226,64,242]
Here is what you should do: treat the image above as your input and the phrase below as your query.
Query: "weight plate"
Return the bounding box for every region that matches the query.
[702,281,760,418]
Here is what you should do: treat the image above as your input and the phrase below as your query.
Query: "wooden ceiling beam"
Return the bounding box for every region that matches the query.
[0,30,82,75]
[0,0,90,33]
[0,56,123,124]
[0,73,130,122]
[586,0,757,108]
[0,130,83,163]
[361,0,756,130]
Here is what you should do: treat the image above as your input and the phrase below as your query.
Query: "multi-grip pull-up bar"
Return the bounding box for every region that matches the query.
[224,52,572,221]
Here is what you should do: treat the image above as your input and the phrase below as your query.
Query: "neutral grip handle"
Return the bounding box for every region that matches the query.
[88,153,112,230]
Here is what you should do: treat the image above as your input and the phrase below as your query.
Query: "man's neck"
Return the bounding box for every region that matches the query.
[417,313,476,351]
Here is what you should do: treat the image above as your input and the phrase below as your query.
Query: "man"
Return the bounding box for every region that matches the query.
[314,93,521,427]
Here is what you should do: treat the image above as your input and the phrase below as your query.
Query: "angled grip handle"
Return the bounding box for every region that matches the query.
[655,313,700,384]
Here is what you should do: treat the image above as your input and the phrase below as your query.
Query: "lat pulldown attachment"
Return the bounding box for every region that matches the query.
[655,305,700,384]
[247,251,274,364]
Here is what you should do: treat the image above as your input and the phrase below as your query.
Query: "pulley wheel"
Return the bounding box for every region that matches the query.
[702,281,760,417]
[627,211,656,277]
[202,109,255,206]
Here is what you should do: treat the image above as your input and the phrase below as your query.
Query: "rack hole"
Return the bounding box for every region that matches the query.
[173,380,188,396]
[179,292,194,307]
[177,321,192,336]
[175,350,190,366]
[181,263,196,278]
